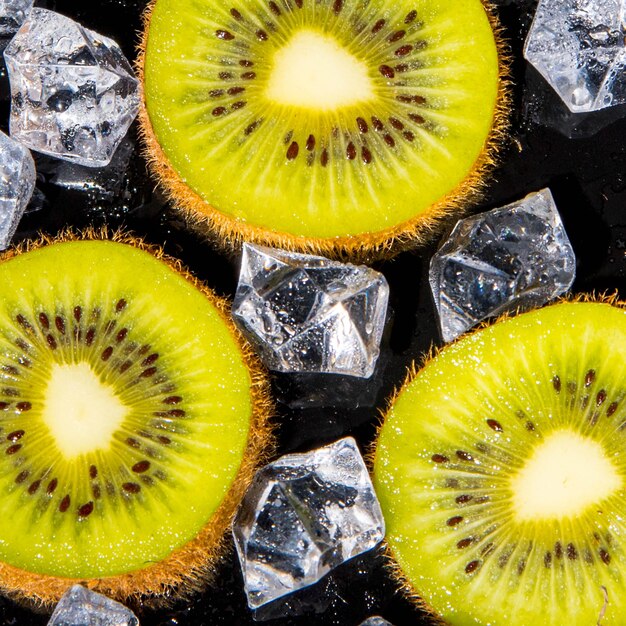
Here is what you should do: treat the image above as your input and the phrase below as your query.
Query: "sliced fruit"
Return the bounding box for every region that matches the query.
[374,300,626,625]
[139,0,508,258]
[0,233,271,605]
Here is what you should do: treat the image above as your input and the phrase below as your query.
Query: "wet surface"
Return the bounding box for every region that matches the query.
[0,0,625,624]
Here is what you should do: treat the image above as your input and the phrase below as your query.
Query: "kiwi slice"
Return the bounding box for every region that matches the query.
[138,0,508,258]
[373,300,626,625]
[0,232,271,606]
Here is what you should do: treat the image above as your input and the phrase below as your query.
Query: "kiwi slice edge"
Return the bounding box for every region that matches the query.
[372,296,626,626]
[0,229,274,608]
[136,0,512,261]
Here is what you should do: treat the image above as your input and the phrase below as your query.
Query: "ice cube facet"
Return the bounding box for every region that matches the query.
[524,0,626,112]
[232,244,389,378]
[0,0,32,35]
[233,437,386,608]
[429,189,576,343]
[360,618,394,626]
[47,585,139,626]
[4,9,139,166]
[0,128,35,248]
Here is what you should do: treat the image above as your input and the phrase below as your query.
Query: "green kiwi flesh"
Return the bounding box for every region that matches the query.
[374,301,626,626]
[0,237,269,602]
[140,0,503,255]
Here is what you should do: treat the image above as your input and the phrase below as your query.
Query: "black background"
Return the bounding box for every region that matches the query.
[0,0,625,623]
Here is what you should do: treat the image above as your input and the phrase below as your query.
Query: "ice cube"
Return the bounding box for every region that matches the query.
[4,9,139,166]
[233,437,385,608]
[524,0,626,112]
[0,0,32,36]
[429,189,576,342]
[359,618,394,626]
[47,585,139,626]
[0,128,35,248]
[232,244,389,378]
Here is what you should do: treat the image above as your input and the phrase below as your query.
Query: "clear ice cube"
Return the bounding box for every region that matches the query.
[232,244,389,378]
[0,128,35,248]
[524,0,626,112]
[0,0,32,36]
[47,585,139,626]
[360,618,394,626]
[4,8,139,166]
[233,437,386,609]
[429,189,576,343]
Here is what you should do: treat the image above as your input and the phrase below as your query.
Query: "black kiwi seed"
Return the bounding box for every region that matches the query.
[78,502,94,518]
[132,461,151,473]
[39,313,49,329]
[59,495,71,512]
[164,396,182,404]
[372,18,385,33]
[457,537,474,549]
[554,541,563,559]
[123,482,141,495]
[567,543,578,560]
[16,314,33,332]
[55,316,65,334]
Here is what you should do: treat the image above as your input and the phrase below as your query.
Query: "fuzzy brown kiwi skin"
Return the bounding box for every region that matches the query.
[136,0,513,263]
[0,228,275,611]
[367,292,622,625]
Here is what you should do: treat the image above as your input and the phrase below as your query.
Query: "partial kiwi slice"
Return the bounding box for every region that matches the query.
[373,300,626,625]
[0,232,271,606]
[139,0,508,258]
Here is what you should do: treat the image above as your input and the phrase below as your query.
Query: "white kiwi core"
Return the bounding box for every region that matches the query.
[42,362,128,459]
[265,29,374,109]
[511,429,621,521]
